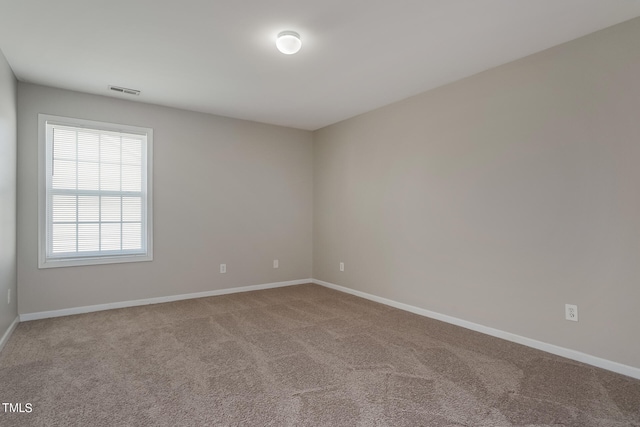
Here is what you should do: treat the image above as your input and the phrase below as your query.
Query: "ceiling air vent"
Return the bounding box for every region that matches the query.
[109,85,140,96]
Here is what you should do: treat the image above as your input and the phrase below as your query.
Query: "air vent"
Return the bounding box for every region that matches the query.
[109,85,140,96]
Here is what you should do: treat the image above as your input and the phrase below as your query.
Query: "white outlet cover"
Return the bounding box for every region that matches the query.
[339,262,344,272]
[220,264,226,274]
[273,259,279,268]
[565,304,578,322]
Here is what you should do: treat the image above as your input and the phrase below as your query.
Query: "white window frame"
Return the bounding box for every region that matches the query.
[38,114,153,268]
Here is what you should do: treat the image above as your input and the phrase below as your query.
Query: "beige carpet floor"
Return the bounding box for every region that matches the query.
[0,283,639,426]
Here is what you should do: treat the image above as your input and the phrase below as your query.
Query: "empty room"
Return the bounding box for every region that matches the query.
[1,1,640,425]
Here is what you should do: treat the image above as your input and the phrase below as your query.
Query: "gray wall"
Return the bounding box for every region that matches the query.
[313,19,640,369]
[0,49,17,338]
[18,84,313,314]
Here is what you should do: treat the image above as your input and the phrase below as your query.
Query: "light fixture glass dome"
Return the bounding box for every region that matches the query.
[276,31,302,55]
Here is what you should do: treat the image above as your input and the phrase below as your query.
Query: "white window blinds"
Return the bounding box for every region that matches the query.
[40,116,153,268]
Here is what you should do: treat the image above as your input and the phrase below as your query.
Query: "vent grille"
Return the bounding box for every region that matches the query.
[109,85,140,96]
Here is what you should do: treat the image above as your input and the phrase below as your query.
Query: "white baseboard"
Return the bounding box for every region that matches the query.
[19,278,313,322]
[0,316,20,353]
[313,279,640,380]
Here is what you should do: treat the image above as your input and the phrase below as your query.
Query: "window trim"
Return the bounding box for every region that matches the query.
[38,114,153,268]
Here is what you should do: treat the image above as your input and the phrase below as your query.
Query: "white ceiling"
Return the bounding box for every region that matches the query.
[1,1,640,130]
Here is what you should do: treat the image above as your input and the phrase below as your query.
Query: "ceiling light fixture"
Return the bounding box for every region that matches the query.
[276,31,302,55]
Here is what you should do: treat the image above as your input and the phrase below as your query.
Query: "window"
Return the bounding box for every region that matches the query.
[38,114,153,268]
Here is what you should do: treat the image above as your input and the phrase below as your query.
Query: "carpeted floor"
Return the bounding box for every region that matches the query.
[1,283,639,426]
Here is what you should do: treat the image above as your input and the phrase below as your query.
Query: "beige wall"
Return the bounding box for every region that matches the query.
[313,18,640,369]
[0,49,17,337]
[17,84,313,314]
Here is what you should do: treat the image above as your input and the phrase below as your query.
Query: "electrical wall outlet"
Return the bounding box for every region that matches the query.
[339,262,344,272]
[273,259,279,269]
[7,289,10,305]
[220,264,226,274]
[565,304,578,322]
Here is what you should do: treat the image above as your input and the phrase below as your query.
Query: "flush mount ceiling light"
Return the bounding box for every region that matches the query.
[276,31,302,55]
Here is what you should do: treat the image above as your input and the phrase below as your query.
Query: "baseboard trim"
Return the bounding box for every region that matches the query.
[313,279,640,380]
[19,278,313,322]
[0,316,20,353]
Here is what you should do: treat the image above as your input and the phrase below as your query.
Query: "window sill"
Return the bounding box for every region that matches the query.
[38,253,153,269]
